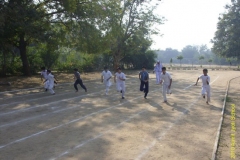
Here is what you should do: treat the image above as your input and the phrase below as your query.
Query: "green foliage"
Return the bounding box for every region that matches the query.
[1,0,164,75]
[212,0,240,60]
[177,55,183,66]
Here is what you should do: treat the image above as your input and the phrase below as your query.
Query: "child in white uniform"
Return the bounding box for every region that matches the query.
[160,67,172,102]
[195,69,211,104]
[101,66,112,95]
[44,70,55,95]
[41,67,49,91]
[114,67,126,99]
[153,60,163,84]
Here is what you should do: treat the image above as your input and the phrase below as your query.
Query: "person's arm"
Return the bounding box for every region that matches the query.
[195,77,200,85]
[107,72,112,81]
[107,75,112,81]
[119,74,126,81]
[43,77,48,83]
[40,72,43,81]
[169,79,172,89]
[101,75,103,82]
[139,72,141,80]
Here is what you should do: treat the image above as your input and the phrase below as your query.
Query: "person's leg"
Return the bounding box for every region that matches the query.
[121,83,125,98]
[156,72,160,84]
[140,81,144,91]
[144,81,149,98]
[79,79,87,92]
[116,82,122,92]
[44,80,49,91]
[201,86,206,98]
[206,86,211,103]
[106,85,109,95]
[74,79,79,91]
[49,88,55,94]
[162,84,167,102]
[166,85,171,94]
[159,71,162,81]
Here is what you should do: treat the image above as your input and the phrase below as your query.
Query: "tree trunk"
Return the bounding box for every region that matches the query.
[0,50,7,77]
[113,54,120,72]
[19,33,31,76]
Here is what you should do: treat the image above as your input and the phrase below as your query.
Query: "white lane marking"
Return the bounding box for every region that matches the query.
[183,84,194,90]
[0,84,104,108]
[0,90,158,150]
[50,76,204,159]
[135,97,200,160]
[0,82,74,95]
[51,109,147,160]
[0,105,78,128]
[0,89,104,116]
[135,76,220,160]
[0,93,120,128]
[51,81,194,160]
[0,82,102,100]
[0,80,99,94]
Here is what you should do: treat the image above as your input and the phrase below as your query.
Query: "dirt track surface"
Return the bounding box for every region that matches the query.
[216,77,240,160]
[0,70,239,160]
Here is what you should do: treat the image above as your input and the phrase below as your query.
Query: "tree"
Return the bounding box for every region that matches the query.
[208,59,213,67]
[211,0,240,61]
[177,55,183,66]
[199,56,204,67]
[101,0,163,69]
[226,57,237,67]
[0,0,101,75]
[170,58,173,66]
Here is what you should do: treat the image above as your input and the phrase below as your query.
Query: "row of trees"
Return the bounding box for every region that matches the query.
[157,0,240,67]
[155,45,233,66]
[0,0,163,76]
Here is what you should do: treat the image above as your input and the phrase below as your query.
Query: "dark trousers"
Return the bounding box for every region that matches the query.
[140,80,149,97]
[74,79,87,91]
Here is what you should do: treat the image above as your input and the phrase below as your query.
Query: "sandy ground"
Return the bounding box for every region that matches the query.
[0,70,239,160]
[216,77,240,160]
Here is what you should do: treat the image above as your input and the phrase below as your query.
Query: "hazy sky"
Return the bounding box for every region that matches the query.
[151,0,231,51]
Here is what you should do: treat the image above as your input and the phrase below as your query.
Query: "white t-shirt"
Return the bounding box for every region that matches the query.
[154,63,162,72]
[160,72,172,85]
[115,72,126,84]
[41,70,48,79]
[199,75,210,86]
[102,70,112,81]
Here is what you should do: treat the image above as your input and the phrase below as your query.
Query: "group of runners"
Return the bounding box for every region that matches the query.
[40,60,211,104]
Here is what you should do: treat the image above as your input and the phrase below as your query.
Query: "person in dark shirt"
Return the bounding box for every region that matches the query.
[139,66,149,99]
[73,68,87,92]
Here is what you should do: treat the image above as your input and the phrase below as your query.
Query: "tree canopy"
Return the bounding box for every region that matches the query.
[211,0,240,60]
[0,0,163,76]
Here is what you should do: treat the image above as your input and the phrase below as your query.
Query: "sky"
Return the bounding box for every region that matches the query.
[151,0,231,51]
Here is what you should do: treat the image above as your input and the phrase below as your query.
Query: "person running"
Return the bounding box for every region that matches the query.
[101,66,113,95]
[159,67,172,103]
[195,68,211,104]
[43,70,55,95]
[73,68,87,93]
[139,66,149,99]
[114,67,126,99]
[40,67,49,91]
[153,60,163,84]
